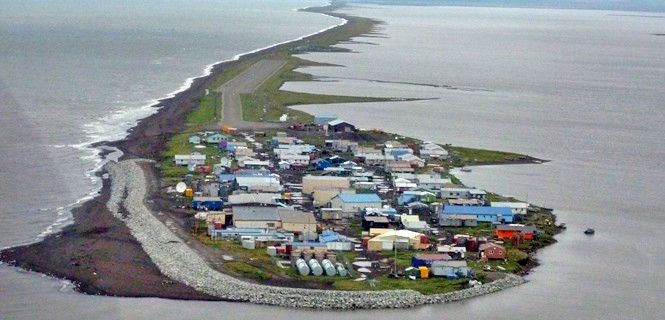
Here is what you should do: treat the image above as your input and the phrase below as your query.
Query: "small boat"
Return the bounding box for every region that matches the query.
[460,167,472,172]
[558,223,567,229]
[584,228,595,235]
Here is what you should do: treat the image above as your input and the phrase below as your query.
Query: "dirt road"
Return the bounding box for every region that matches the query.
[216,59,288,130]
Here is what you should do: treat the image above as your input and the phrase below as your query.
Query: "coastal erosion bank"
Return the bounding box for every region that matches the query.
[106,159,526,309]
[0,166,216,300]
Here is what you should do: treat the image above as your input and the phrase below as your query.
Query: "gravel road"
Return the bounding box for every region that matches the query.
[216,59,288,130]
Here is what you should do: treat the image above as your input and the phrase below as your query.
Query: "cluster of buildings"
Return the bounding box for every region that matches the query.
[170,119,539,279]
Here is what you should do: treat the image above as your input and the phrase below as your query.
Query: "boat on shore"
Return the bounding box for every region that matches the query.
[460,167,472,172]
[584,228,595,235]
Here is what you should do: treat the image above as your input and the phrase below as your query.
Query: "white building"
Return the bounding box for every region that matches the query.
[398,154,425,167]
[174,153,206,166]
[235,175,282,192]
[415,174,452,190]
[279,154,310,165]
[420,142,449,160]
[491,202,529,215]
[362,154,396,166]
[441,187,472,199]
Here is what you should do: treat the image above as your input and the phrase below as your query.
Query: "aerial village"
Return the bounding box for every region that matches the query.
[162,116,556,291]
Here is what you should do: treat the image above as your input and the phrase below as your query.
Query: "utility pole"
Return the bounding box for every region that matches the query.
[394,240,397,274]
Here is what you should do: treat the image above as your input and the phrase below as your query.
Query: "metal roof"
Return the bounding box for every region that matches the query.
[175,154,206,160]
[327,119,349,126]
[278,209,316,224]
[363,216,389,223]
[469,189,487,195]
[227,193,281,205]
[338,193,381,203]
[496,224,537,232]
[442,205,513,216]
[491,202,529,209]
[431,260,468,267]
[233,207,280,221]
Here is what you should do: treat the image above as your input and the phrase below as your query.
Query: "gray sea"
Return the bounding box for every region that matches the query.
[1,0,664,319]
[288,3,665,319]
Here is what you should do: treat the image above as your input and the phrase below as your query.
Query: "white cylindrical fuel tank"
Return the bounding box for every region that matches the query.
[321,259,337,276]
[308,259,323,276]
[295,258,310,276]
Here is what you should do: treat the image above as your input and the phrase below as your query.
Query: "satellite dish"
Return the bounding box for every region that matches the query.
[220,157,230,167]
[175,182,187,193]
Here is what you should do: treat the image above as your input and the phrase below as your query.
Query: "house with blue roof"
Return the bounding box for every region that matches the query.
[440,205,514,224]
[330,193,382,214]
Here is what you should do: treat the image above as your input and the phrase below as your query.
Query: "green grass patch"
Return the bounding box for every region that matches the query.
[225,261,272,281]
[241,56,394,123]
[186,94,220,129]
[332,276,467,295]
[158,132,225,180]
[448,146,528,166]
[443,222,495,237]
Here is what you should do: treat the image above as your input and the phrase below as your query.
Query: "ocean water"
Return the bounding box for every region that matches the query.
[0,0,341,248]
[287,4,665,319]
[2,1,665,319]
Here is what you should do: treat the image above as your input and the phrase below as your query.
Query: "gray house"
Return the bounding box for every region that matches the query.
[441,187,471,199]
[439,214,478,227]
[206,133,228,144]
[430,260,472,277]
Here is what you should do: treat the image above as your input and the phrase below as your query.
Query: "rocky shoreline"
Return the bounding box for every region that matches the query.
[105,159,525,310]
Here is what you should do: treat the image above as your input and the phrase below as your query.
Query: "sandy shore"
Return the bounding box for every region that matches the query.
[0,168,217,300]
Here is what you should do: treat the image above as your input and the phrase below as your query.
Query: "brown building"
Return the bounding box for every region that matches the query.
[479,243,506,260]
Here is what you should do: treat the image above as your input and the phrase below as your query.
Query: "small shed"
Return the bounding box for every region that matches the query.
[278,160,291,170]
[188,135,201,144]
